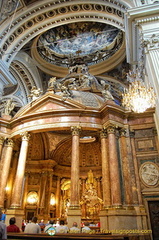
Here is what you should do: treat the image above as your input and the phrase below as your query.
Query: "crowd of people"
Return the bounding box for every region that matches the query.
[23,218,92,234]
[0,208,95,239]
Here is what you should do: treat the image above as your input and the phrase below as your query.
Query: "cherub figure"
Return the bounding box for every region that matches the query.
[48,77,58,93]
[28,86,42,101]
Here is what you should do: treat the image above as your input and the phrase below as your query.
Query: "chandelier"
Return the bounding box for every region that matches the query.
[122,69,156,113]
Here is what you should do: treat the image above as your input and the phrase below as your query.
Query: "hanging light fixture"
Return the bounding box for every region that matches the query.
[122,69,156,113]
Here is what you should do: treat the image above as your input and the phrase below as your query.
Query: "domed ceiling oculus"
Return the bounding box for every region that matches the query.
[37,22,123,67]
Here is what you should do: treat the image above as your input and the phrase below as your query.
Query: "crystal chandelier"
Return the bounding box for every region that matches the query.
[122,69,156,113]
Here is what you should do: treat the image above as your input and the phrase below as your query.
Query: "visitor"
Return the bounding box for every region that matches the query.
[0,211,6,223]
[0,209,7,240]
[38,219,45,232]
[44,220,54,233]
[69,222,80,233]
[81,222,91,233]
[7,217,20,233]
[56,220,68,233]
[21,220,26,232]
[24,217,41,234]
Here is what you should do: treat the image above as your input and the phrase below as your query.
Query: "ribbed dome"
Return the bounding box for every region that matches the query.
[56,90,105,108]
[71,91,105,108]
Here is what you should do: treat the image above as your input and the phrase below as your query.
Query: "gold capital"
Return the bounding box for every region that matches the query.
[71,126,81,136]
[20,132,30,141]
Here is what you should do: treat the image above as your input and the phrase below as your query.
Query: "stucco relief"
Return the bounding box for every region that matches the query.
[140,162,159,187]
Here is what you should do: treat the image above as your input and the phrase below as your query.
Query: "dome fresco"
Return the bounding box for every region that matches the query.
[38,22,123,67]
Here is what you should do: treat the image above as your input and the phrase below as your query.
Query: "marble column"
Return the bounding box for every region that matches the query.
[0,136,4,159]
[5,151,19,209]
[100,128,111,207]
[119,128,133,206]
[47,172,53,218]
[97,178,102,199]
[107,125,121,207]
[11,132,30,208]
[81,178,86,218]
[130,131,143,206]
[0,138,14,208]
[70,126,81,208]
[55,177,61,218]
[39,172,47,215]
[22,172,29,209]
[67,126,81,229]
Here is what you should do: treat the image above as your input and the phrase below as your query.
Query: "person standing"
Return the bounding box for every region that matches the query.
[0,209,7,240]
[7,217,20,233]
[24,217,41,234]
[0,211,6,223]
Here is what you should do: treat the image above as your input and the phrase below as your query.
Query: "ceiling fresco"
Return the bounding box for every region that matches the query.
[37,22,123,67]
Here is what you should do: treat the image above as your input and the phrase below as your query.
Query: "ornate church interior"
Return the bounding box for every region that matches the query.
[0,0,159,239]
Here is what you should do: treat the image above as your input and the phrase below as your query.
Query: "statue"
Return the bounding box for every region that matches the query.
[48,77,57,92]
[3,99,15,115]
[60,85,72,100]
[80,170,103,218]
[100,80,114,101]
[28,86,42,101]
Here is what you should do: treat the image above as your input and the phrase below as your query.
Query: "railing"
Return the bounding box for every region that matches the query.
[7,232,151,240]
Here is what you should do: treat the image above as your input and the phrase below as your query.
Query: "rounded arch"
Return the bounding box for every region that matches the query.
[0,0,132,64]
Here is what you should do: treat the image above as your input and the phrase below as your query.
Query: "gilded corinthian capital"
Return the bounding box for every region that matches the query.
[0,136,4,145]
[71,126,81,136]
[100,128,107,138]
[106,125,116,134]
[20,132,30,141]
[5,138,14,147]
[119,128,127,137]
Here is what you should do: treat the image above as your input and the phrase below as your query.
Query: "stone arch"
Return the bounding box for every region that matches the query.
[0,0,132,64]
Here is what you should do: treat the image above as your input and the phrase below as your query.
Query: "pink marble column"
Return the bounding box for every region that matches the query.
[119,128,133,206]
[100,129,111,207]
[107,125,122,207]
[55,177,61,218]
[0,138,14,208]
[130,131,143,206]
[0,136,4,159]
[70,126,81,208]
[47,172,53,217]
[97,177,102,199]
[81,178,86,217]
[11,132,30,208]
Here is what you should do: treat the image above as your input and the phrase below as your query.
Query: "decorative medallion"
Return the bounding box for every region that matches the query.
[140,162,159,187]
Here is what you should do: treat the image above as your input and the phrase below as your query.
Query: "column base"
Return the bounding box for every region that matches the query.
[6,209,25,230]
[67,208,81,229]
[99,206,148,233]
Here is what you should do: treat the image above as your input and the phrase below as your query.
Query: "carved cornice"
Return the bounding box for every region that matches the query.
[136,16,159,25]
